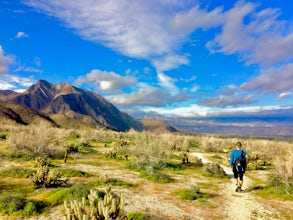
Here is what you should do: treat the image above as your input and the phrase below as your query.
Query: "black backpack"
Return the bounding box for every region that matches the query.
[235,150,247,171]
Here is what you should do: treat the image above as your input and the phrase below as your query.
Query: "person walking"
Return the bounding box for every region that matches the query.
[230,142,247,192]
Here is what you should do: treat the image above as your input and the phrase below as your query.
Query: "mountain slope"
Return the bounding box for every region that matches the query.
[4,80,143,131]
[0,99,57,126]
[141,118,180,133]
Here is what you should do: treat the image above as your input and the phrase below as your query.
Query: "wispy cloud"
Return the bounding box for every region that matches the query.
[157,72,178,94]
[0,74,35,91]
[197,94,256,108]
[0,46,14,75]
[15,31,29,39]
[278,92,292,100]
[206,1,293,66]
[23,0,197,71]
[241,63,293,94]
[15,65,43,73]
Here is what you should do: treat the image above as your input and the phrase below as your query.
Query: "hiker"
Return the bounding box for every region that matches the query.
[230,142,247,192]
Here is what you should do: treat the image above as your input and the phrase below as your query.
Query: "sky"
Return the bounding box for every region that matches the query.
[1,0,293,120]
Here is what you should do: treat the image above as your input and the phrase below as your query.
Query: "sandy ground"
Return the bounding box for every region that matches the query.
[1,152,292,220]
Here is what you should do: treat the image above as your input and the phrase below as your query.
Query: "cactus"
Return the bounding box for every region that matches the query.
[64,198,88,220]
[63,186,126,220]
[31,157,69,188]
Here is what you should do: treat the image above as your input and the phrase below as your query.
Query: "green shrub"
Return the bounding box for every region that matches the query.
[57,168,92,177]
[140,169,173,183]
[187,139,200,149]
[0,168,34,178]
[176,185,211,201]
[0,193,46,216]
[47,184,90,206]
[127,212,150,220]
[252,181,293,201]
[203,163,227,178]
[0,132,6,140]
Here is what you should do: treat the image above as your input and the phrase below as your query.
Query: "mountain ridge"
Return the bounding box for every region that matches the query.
[0,80,180,133]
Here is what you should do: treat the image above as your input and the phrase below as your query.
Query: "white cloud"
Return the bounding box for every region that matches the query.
[157,72,178,94]
[15,31,29,38]
[15,65,43,73]
[0,74,35,90]
[0,46,14,75]
[75,69,137,92]
[141,104,290,118]
[24,1,192,60]
[152,53,189,72]
[278,92,291,100]
[197,94,255,108]
[170,4,224,32]
[206,1,293,65]
[190,85,199,92]
[241,63,293,94]
[106,86,170,107]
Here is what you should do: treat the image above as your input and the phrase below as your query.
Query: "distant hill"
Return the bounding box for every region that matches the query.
[0,99,57,126]
[141,118,180,133]
[2,80,143,132]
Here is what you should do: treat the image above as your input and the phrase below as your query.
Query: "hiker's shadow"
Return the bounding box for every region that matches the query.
[240,188,252,193]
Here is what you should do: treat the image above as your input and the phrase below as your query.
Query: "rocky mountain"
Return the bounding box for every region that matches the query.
[2,80,143,131]
[0,99,57,126]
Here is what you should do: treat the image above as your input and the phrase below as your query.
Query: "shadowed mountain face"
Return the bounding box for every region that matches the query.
[0,99,57,126]
[2,80,143,131]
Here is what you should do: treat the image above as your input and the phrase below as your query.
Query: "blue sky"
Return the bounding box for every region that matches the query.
[1,0,293,119]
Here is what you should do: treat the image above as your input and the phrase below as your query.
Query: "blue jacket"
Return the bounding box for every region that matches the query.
[230,149,246,167]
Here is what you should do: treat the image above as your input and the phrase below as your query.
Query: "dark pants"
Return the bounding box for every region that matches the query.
[233,165,244,181]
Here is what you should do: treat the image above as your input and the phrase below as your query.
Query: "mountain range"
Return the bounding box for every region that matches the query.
[0,80,180,133]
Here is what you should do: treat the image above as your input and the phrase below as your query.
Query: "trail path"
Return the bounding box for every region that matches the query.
[191,152,283,220]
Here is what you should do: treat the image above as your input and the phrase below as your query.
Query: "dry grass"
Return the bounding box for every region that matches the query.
[0,124,292,219]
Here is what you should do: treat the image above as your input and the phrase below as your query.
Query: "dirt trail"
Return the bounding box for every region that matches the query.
[191,152,283,220]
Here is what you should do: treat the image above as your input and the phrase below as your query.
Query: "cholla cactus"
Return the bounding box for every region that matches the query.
[63,186,126,220]
[31,157,69,188]
[64,198,88,220]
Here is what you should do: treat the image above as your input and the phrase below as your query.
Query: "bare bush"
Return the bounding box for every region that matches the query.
[275,147,293,192]
[127,131,169,169]
[7,124,55,155]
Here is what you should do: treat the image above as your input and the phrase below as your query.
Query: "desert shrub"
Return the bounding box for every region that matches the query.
[127,160,173,183]
[87,177,135,188]
[176,185,211,201]
[0,131,6,140]
[57,168,92,177]
[203,163,227,178]
[127,212,150,220]
[127,131,169,170]
[140,168,173,183]
[31,157,69,188]
[274,147,293,193]
[47,184,91,206]
[0,168,34,178]
[0,192,46,216]
[7,125,54,155]
[186,138,200,149]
